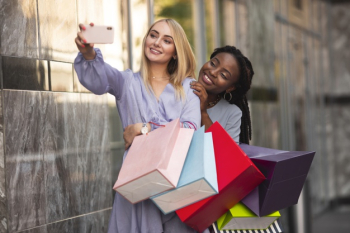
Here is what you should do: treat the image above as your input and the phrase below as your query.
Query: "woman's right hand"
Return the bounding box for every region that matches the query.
[190,81,209,113]
[75,23,96,60]
[190,81,214,130]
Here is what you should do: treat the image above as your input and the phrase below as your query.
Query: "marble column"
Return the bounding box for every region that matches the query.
[3,91,111,232]
[0,0,125,232]
[0,90,7,233]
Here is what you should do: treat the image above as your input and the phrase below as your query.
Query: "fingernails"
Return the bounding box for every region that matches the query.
[83,39,87,43]
[82,26,86,30]
[81,44,85,48]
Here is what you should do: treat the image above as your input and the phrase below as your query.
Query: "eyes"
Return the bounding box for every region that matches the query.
[149,33,172,44]
[210,60,228,80]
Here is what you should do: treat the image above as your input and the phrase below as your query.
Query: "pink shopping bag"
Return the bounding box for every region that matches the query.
[113,119,194,204]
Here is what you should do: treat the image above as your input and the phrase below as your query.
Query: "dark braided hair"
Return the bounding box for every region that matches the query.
[210,46,254,144]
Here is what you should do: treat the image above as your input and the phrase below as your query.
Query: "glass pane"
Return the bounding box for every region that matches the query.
[130,0,149,71]
[250,101,280,148]
[235,0,248,54]
[77,0,125,69]
[154,0,194,50]
[204,0,215,59]
[219,0,236,47]
[294,0,302,10]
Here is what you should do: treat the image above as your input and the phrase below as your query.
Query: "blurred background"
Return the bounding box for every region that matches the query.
[0,0,349,233]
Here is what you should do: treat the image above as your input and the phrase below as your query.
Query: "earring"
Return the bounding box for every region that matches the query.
[173,55,177,60]
[224,92,232,101]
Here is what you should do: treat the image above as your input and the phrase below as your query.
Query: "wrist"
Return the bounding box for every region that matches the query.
[134,123,143,136]
[201,110,209,116]
[201,111,211,121]
[138,123,151,135]
[82,50,96,60]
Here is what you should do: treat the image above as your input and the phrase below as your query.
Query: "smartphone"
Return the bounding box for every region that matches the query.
[81,24,114,44]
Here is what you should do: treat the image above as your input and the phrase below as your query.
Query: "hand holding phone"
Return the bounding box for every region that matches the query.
[81,24,114,44]
[75,23,114,60]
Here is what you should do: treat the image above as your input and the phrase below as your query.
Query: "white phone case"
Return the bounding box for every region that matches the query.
[81,24,114,44]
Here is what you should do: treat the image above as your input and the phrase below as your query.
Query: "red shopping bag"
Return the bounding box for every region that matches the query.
[176,122,265,232]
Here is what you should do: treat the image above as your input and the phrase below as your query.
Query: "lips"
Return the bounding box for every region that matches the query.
[202,74,213,85]
[150,48,162,55]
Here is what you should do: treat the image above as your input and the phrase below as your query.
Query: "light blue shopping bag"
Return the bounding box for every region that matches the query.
[151,126,218,214]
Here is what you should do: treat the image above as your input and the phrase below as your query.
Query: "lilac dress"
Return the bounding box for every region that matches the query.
[74,49,208,233]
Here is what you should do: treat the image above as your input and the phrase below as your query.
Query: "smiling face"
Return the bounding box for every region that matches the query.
[144,21,176,65]
[198,52,240,95]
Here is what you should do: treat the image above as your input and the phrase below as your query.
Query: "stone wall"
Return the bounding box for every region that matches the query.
[0,0,127,232]
[328,1,350,199]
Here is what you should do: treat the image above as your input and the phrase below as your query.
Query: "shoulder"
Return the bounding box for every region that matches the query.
[181,77,196,98]
[181,77,195,92]
[229,102,241,114]
[182,77,195,86]
[216,100,242,118]
[119,68,135,75]
[118,69,140,79]
[228,103,242,118]
[183,76,196,83]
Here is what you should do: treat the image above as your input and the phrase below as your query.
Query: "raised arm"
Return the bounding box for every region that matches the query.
[74,23,127,98]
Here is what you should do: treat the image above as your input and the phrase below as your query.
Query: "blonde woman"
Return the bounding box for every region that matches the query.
[74,19,206,233]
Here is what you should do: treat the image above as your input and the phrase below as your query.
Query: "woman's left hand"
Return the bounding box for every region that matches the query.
[123,123,151,150]
[190,81,208,113]
[123,123,141,150]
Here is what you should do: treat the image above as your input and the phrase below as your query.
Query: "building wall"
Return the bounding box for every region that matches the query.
[1,88,6,232]
[3,91,111,233]
[0,0,128,232]
[327,1,350,200]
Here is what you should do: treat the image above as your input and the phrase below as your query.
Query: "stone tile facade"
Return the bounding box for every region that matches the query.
[0,1,126,232]
[3,91,111,232]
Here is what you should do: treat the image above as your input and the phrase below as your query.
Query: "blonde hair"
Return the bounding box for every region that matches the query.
[140,18,196,100]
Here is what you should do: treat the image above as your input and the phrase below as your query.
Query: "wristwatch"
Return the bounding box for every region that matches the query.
[141,123,149,135]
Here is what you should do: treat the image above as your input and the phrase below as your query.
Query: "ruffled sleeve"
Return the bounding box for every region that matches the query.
[74,48,130,100]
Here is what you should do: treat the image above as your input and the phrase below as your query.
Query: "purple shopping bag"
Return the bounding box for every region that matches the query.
[239,144,315,216]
